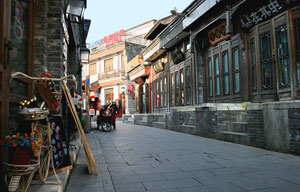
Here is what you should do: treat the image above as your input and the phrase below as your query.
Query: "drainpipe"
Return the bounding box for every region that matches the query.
[167,51,170,113]
[191,31,198,105]
[226,5,233,34]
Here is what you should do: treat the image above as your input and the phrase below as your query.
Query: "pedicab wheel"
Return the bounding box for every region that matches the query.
[3,160,39,192]
[101,123,112,132]
[35,123,51,183]
[38,145,51,183]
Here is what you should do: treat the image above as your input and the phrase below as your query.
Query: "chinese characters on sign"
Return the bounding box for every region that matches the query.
[153,61,164,73]
[240,0,283,29]
[103,29,125,47]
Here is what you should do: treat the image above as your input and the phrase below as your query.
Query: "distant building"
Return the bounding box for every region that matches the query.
[84,20,156,115]
[127,15,177,114]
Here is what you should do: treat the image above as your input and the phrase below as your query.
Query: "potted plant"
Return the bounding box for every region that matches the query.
[0,130,41,165]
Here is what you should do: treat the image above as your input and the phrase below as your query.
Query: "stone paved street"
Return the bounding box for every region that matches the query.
[66,121,300,192]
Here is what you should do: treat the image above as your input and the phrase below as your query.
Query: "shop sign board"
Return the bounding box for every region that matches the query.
[89,108,95,116]
[208,20,233,46]
[240,0,284,30]
[153,61,164,73]
[135,77,145,85]
[172,50,185,65]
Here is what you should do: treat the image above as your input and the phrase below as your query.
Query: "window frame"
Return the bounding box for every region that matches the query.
[185,66,192,105]
[175,72,179,106]
[89,63,97,76]
[170,73,175,106]
[164,75,167,107]
[232,47,241,94]
[250,37,258,92]
[205,34,243,102]
[247,10,298,101]
[208,57,213,97]
[276,24,290,90]
[180,70,184,105]
[222,51,230,95]
[214,54,221,97]
[104,58,113,72]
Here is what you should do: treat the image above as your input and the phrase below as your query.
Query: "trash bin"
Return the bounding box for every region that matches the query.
[83,114,91,133]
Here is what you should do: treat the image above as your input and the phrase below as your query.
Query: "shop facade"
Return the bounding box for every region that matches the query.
[127,55,151,113]
[191,0,300,103]
[189,0,300,154]
[125,0,300,155]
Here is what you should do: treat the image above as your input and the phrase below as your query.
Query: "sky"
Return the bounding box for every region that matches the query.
[84,0,193,44]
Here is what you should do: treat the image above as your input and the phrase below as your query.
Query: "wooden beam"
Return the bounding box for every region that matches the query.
[62,84,98,175]
[48,165,73,176]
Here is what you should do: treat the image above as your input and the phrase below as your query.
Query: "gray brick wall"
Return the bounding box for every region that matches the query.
[125,42,146,63]
[47,0,63,78]
[168,109,179,131]
[34,0,65,78]
[195,51,204,104]
[289,108,300,155]
[33,0,48,76]
[196,107,218,139]
[247,110,265,148]
[132,102,300,156]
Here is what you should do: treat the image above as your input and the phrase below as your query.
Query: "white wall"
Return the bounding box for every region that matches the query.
[100,60,104,73]
[113,56,118,71]
[126,20,155,36]
[100,88,105,105]
[90,74,98,84]
[119,55,122,68]
[96,61,100,74]
[86,64,89,76]
[114,86,119,101]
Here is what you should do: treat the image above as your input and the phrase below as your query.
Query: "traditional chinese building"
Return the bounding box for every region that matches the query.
[127,54,151,113]
[125,0,300,156]
[126,15,177,115]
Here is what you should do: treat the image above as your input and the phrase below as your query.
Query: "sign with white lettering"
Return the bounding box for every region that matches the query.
[153,61,164,73]
[240,0,284,30]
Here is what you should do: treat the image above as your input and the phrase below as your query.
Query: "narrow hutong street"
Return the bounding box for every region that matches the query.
[2,1,300,192]
[67,121,300,192]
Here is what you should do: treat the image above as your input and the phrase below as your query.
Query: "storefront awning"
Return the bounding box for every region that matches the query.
[129,67,150,82]
[90,84,100,91]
